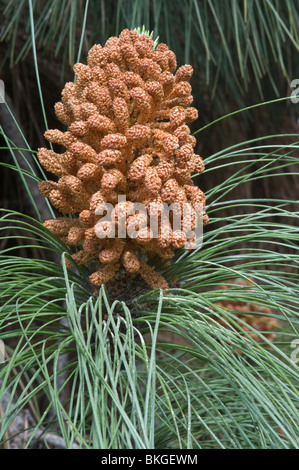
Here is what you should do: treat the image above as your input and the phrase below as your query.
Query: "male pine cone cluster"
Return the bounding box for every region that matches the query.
[217,279,278,345]
[38,29,208,290]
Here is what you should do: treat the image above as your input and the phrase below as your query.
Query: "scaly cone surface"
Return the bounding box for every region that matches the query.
[38,29,209,290]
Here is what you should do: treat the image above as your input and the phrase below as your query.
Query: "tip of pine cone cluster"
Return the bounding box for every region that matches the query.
[37,29,209,291]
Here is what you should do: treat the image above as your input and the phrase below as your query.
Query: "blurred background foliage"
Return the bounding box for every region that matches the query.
[0,0,298,231]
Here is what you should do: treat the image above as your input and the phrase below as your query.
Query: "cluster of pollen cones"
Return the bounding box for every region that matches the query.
[38,28,208,290]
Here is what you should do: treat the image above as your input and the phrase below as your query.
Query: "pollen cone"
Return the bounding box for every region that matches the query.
[38,29,208,290]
